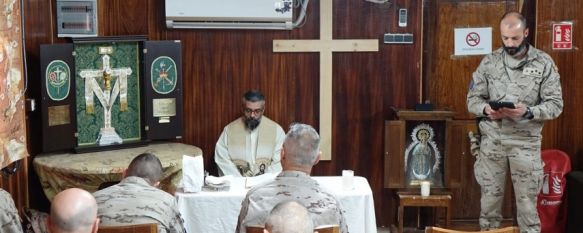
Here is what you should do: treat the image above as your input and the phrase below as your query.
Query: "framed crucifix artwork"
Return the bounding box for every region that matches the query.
[40,36,183,153]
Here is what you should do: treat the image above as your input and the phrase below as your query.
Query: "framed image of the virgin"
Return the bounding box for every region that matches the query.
[40,36,182,153]
[403,121,445,187]
[0,0,28,169]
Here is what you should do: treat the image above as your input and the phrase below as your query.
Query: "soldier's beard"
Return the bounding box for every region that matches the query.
[245,117,261,131]
[503,40,528,56]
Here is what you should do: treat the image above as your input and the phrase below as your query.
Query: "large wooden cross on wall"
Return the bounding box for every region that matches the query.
[273,0,379,160]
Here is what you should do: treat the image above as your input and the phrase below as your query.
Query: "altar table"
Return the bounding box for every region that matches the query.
[33,142,202,200]
[176,176,377,233]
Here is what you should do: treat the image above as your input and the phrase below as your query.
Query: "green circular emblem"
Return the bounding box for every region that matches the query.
[151,56,177,94]
[46,60,71,101]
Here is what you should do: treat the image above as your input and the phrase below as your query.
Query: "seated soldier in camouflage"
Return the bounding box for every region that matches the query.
[236,123,348,233]
[1,188,24,233]
[93,153,185,233]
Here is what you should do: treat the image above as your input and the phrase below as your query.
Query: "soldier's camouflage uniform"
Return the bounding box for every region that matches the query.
[467,45,563,233]
[0,188,23,233]
[93,176,186,233]
[236,171,349,233]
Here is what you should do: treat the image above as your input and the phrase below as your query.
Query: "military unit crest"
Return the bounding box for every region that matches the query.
[46,60,71,101]
[151,56,177,94]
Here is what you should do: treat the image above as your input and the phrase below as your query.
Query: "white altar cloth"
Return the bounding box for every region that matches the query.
[176,176,377,233]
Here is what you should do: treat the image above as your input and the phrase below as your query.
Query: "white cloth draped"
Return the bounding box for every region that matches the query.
[175,176,377,233]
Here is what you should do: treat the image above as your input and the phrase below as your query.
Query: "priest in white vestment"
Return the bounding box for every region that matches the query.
[215,90,285,177]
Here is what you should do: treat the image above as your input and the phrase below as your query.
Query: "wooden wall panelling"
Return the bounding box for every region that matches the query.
[383,0,422,110]
[331,2,401,227]
[0,159,29,215]
[536,0,583,170]
[446,120,478,219]
[385,120,405,188]
[424,1,518,120]
[148,0,165,41]
[98,0,149,36]
[444,119,461,189]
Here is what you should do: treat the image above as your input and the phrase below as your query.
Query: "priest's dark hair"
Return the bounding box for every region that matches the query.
[243,89,266,102]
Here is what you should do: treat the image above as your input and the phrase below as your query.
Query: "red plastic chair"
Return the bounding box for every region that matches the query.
[537,149,571,233]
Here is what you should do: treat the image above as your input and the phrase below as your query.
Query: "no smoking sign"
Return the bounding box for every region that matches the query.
[466,32,480,47]
[454,27,491,56]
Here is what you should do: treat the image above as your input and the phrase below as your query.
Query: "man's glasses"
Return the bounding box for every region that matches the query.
[243,108,264,115]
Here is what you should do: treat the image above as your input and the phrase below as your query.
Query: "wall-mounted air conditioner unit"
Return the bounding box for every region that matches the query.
[166,0,294,30]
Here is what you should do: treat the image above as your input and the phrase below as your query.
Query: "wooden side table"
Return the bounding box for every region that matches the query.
[397,192,451,233]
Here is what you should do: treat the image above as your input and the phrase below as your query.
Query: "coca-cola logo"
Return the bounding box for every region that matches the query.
[541,172,563,197]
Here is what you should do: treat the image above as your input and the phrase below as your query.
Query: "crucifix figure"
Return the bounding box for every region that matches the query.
[79,53,132,146]
[273,0,379,160]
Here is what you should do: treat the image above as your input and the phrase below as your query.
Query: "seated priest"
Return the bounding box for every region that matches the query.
[215,89,285,177]
[1,188,24,233]
[92,153,185,233]
[236,123,348,233]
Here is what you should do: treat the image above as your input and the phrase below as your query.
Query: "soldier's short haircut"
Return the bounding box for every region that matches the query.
[283,123,320,167]
[242,89,266,103]
[501,11,527,29]
[264,200,314,233]
[126,153,163,184]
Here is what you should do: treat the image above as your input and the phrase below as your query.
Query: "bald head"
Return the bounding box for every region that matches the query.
[49,188,99,233]
[500,11,527,30]
[265,201,313,233]
[499,11,529,57]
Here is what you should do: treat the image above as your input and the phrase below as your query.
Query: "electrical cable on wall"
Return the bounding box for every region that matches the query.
[20,0,28,93]
[365,0,390,4]
[293,0,309,28]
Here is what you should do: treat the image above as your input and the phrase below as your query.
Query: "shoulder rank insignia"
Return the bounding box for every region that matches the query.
[523,67,543,77]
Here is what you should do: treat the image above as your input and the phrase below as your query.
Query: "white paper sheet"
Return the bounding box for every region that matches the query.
[182,155,204,193]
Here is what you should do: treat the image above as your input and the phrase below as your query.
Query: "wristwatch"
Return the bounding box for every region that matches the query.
[523,107,534,119]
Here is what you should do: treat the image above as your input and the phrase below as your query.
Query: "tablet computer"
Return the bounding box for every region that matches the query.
[488,101,515,110]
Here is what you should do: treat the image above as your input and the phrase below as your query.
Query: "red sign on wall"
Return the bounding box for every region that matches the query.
[552,23,573,50]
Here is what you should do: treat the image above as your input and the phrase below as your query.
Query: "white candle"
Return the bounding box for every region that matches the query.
[420,181,431,197]
[342,170,354,190]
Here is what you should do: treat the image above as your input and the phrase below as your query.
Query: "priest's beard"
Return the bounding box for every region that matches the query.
[244,117,261,131]
[503,40,528,56]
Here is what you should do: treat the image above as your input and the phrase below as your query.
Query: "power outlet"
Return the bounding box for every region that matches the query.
[384,33,414,44]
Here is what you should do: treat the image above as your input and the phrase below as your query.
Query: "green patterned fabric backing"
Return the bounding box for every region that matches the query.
[75,42,141,146]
